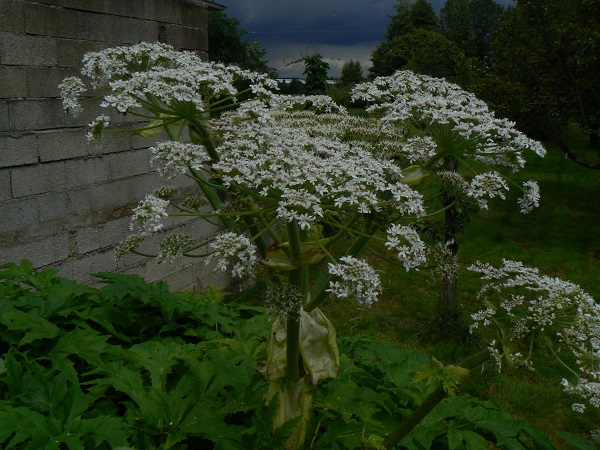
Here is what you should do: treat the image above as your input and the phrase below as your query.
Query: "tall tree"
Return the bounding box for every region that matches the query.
[338,60,364,86]
[441,0,504,63]
[384,0,413,41]
[440,0,471,44]
[410,0,440,31]
[480,0,600,167]
[371,0,446,78]
[303,54,330,95]
[208,10,275,76]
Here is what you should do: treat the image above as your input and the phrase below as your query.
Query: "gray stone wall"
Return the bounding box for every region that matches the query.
[0,0,229,290]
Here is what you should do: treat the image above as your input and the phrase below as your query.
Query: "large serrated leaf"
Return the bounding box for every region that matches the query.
[0,309,60,345]
[48,327,110,369]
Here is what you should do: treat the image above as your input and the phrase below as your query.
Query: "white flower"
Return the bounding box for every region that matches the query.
[59,76,86,116]
[352,70,546,172]
[471,260,600,408]
[206,231,257,279]
[87,115,111,141]
[385,224,427,271]
[571,403,586,413]
[518,180,540,214]
[130,195,169,235]
[327,256,381,307]
[466,172,509,210]
[150,141,210,177]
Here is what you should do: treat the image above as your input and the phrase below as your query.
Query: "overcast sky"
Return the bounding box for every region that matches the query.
[218,0,513,78]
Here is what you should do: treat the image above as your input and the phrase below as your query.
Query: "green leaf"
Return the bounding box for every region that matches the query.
[48,327,110,370]
[0,309,60,345]
[556,431,597,450]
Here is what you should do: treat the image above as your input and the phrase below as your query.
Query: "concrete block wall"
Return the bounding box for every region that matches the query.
[0,0,229,291]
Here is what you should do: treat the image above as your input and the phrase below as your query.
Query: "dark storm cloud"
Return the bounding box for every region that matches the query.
[228,0,396,46]
[219,0,514,77]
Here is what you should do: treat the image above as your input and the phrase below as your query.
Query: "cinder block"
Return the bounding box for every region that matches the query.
[56,38,106,68]
[78,12,157,44]
[27,67,79,98]
[180,3,207,29]
[109,149,151,180]
[61,0,104,13]
[38,128,88,162]
[0,32,57,66]
[0,168,11,201]
[26,0,60,6]
[38,191,67,221]
[76,216,129,254]
[0,101,9,131]
[86,132,133,157]
[0,197,39,234]
[103,0,146,19]
[72,249,118,284]
[52,231,70,260]
[0,231,69,266]
[65,186,91,219]
[129,172,162,200]
[89,179,133,214]
[163,24,207,51]
[10,161,66,197]
[0,133,38,168]
[24,2,78,38]
[117,17,158,45]
[51,259,74,279]
[9,99,66,131]
[144,0,181,24]
[0,0,25,33]
[65,156,110,188]
[0,66,27,99]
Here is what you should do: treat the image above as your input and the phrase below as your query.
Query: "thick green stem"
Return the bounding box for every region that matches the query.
[383,349,491,449]
[285,220,307,382]
[188,116,220,162]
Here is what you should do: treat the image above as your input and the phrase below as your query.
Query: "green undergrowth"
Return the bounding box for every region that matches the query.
[1,260,591,449]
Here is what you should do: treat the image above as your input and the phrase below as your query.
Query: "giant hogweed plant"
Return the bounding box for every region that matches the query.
[58,43,597,447]
[59,42,432,446]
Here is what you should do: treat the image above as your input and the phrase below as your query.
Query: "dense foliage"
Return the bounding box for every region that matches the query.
[3,261,593,449]
[208,10,276,77]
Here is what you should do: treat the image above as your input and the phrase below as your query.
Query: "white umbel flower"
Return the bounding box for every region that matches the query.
[206,232,257,279]
[327,256,381,307]
[130,195,169,235]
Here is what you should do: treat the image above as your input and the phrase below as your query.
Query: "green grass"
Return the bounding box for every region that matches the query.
[320,142,600,446]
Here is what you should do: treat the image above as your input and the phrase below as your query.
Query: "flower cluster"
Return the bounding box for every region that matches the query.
[266,283,304,321]
[130,195,169,235]
[518,180,541,214]
[205,231,257,279]
[327,256,382,307]
[87,115,110,141]
[385,224,427,271]
[469,260,600,409]
[466,172,509,210]
[352,70,546,172]
[209,103,426,227]
[60,42,278,119]
[150,142,210,178]
[157,233,192,263]
[59,77,86,116]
